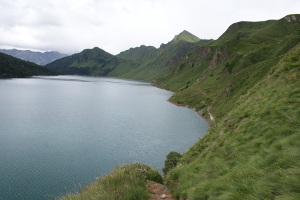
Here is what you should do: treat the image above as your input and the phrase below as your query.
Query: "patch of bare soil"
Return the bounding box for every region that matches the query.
[147,180,175,200]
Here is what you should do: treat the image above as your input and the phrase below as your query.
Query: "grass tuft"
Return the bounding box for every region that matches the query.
[59,163,162,200]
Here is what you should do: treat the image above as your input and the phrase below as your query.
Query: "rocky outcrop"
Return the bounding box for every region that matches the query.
[208,47,228,70]
[196,47,212,59]
[284,14,299,22]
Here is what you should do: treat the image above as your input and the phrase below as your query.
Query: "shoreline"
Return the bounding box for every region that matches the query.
[168,99,213,126]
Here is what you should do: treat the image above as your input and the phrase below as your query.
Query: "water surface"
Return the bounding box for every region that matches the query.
[0,76,209,200]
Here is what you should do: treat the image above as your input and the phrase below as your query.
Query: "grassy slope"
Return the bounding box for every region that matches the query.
[166,44,300,199]
[45,47,119,76]
[45,31,205,82]
[159,15,300,121]
[161,15,300,199]
[56,15,300,200]
[59,163,162,200]
[108,31,210,82]
[109,30,204,81]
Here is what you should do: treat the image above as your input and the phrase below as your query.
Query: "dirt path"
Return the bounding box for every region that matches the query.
[147,181,175,200]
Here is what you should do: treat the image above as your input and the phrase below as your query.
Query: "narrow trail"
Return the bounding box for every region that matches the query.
[147,181,175,200]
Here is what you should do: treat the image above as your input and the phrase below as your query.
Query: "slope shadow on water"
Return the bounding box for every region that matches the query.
[33,75,151,86]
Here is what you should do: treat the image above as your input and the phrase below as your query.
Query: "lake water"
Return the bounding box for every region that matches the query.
[0,76,208,200]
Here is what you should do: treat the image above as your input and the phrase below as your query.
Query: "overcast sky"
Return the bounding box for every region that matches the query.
[0,0,299,55]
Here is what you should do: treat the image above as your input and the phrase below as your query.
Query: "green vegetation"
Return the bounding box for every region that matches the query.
[0,52,56,78]
[166,44,300,199]
[162,151,182,175]
[59,163,162,200]
[161,15,300,199]
[46,31,210,81]
[156,15,300,122]
[45,47,122,76]
[1,12,299,200]
[53,14,300,199]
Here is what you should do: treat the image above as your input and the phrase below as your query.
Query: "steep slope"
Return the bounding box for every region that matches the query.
[157,14,300,121]
[0,49,68,65]
[155,14,300,200]
[172,30,201,43]
[154,30,202,68]
[111,30,208,81]
[111,45,159,80]
[166,43,300,199]
[0,52,57,78]
[59,163,163,200]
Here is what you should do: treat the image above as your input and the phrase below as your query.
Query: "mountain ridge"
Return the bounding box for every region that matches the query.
[0,49,68,65]
[46,30,210,81]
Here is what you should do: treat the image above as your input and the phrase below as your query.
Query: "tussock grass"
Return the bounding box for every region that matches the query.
[59,163,162,200]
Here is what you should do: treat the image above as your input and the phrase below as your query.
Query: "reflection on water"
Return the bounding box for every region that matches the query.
[33,75,151,85]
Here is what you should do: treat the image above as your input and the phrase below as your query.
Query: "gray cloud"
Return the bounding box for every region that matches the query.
[0,0,299,54]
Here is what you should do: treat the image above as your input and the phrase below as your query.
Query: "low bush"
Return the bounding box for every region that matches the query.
[163,151,182,175]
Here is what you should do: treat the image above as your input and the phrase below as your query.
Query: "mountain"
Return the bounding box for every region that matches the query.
[159,14,300,199]
[0,49,68,65]
[166,43,300,199]
[46,30,211,81]
[55,14,300,200]
[45,47,131,76]
[0,52,57,78]
[110,30,211,80]
[171,30,201,43]
[159,14,300,116]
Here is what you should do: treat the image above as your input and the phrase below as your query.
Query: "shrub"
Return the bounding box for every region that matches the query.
[163,151,182,175]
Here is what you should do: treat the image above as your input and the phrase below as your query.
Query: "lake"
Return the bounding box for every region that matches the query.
[0,76,208,200]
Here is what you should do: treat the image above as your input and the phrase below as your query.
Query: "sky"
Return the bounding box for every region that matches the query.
[0,0,299,55]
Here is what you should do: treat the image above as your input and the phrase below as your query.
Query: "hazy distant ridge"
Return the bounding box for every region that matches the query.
[0,49,68,65]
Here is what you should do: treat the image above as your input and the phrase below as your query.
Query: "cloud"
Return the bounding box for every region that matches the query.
[0,0,299,54]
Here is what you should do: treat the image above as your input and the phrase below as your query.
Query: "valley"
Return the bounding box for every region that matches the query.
[1,14,299,200]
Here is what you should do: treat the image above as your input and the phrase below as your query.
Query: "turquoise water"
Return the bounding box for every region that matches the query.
[0,76,208,200]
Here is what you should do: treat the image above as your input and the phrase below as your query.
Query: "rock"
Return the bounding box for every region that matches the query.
[161,185,168,191]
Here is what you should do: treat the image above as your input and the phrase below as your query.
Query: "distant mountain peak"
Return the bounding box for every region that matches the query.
[172,30,200,43]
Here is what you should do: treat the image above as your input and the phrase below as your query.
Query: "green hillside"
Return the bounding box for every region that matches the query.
[0,52,56,78]
[46,31,209,81]
[166,43,300,199]
[158,14,300,199]
[45,47,129,76]
[110,30,210,81]
[157,14,300,121]
[54,14,300,199]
